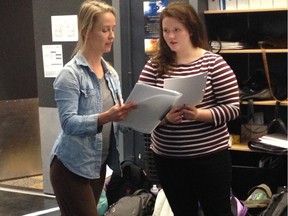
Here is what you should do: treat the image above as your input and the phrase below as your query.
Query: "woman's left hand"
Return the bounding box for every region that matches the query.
[181,104,198,120]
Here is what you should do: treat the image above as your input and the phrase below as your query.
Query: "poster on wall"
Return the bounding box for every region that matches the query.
[42,44,63,78]
[51,15,78,42]
[143,0,167,57]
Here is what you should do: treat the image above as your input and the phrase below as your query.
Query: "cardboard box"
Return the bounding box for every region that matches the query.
[208,0,219,10]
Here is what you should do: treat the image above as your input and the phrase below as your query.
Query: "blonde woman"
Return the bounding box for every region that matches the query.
[50,1,136,215]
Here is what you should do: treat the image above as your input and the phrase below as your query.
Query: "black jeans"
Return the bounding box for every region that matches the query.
[50,156,106,216]
[154,150,233,216]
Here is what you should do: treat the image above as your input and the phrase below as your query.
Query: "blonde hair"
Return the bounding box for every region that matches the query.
[72,0,116,56]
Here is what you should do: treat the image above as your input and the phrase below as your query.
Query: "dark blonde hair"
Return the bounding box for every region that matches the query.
[72,0,116,56]
[152,1,209,76]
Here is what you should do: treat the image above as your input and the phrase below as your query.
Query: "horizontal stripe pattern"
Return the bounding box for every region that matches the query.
[139,51,240,158]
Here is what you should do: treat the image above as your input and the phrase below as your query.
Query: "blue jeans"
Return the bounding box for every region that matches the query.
[154,150,233,216]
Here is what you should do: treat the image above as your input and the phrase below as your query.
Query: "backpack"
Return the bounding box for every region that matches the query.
[259,191,287,216]
[104,189,155,216]
[106,160,150,206]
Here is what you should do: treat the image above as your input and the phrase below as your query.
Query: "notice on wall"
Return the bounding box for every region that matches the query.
[51,15,78,42]
[42,45,63,78]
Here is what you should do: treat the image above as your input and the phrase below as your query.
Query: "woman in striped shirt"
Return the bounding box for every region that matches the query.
[138,2,240,216]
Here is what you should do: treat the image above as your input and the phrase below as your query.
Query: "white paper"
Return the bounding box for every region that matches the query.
[42,45,63,78]
[164,72,207,106]
[118,83,182,134]
[259,133,288,149]
[51,15,78,42]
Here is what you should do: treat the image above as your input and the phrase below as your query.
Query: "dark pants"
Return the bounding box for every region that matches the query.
[154,150,233,216]
[50,156,106,216]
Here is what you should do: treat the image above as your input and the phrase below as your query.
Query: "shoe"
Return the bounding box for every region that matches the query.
[243,184,272,208]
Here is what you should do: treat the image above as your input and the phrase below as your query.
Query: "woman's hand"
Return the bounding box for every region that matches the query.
[163,105,184,124]
[182,104,198,120]
[98,102,137,126]
[182,104,213,123]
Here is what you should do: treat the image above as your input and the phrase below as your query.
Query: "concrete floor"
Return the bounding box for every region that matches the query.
[0,176,60,216]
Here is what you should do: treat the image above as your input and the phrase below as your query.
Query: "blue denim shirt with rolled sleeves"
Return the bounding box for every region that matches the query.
[50,52,122,179]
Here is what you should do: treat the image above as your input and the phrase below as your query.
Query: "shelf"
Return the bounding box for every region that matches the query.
[241,100,288,106]
[204,8,287,14]
[212,49,288,54]
[230,143,251,152]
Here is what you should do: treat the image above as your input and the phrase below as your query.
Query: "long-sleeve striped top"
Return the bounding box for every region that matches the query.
[138,51,240,158]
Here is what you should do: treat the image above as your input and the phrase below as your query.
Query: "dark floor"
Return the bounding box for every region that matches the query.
[0,185,60,216]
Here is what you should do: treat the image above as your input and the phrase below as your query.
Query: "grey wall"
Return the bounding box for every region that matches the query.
[0,0,42,181]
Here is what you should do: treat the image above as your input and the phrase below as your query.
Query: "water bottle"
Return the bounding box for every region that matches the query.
[150,184,159,196]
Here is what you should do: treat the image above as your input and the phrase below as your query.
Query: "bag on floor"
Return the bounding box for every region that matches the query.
[97,189,108,216]
[259,191,287,216]
[106,160,150,206]
[104,189,155,216]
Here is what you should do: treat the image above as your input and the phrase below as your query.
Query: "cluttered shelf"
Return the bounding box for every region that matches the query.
[241,100,288,106]
[204,8,287,14]
[212,49,288,54]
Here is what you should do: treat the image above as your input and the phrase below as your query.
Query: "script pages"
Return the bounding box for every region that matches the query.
[118,83,182,134]
[164,72,208,106]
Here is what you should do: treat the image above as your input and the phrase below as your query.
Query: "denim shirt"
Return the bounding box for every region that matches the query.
[50,52,122,179]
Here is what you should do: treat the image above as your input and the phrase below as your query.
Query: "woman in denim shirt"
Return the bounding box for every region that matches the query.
[50,1,136,215]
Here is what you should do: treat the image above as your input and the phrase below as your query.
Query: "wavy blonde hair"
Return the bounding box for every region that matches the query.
[72,0,116,56]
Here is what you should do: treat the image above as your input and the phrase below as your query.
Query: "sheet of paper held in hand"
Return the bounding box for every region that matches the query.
[118,83,182,134]
[164,72,208,106]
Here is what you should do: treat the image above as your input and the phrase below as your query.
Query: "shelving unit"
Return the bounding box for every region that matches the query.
[204,7,287,124]
[203,7,287,200]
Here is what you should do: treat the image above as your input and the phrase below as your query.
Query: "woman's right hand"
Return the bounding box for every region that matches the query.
[98,102,137,126]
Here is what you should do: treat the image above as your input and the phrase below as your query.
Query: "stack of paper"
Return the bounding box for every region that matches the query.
[119,73,208,134]
[118,83,182,134]
[248,133,288,154]
[210,41,247,50]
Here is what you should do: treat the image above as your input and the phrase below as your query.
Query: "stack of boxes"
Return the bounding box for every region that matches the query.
[208,0,287,10]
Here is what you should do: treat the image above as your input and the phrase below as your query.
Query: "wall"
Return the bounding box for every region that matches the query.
[0,0,42,180]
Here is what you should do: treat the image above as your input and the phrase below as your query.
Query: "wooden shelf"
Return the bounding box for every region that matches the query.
[241,100,288,106]
[204,8,287,14]
[212,49,288,54]
[230,143,251,152]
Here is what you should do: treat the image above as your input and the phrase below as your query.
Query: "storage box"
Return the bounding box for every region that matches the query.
[226,0,237,10]
[273,0,288,8]
[241,124,268,142]
[208,0,219,10]
[249,0,261,9]
[237,0,250,9]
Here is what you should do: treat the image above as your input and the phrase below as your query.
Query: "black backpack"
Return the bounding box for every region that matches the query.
[106,160,151,206]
